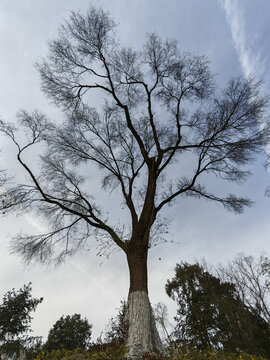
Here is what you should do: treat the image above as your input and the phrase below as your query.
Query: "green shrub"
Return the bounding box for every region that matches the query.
[168,344,269,360]
[44,314,92,352]
[34,343,126,360]
[35,348,83,360]
[35,344,269,360]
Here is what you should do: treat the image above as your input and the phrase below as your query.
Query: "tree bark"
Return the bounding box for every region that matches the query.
[125,245,166,359]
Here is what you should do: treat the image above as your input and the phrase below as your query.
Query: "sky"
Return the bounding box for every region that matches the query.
[0,0,270,342]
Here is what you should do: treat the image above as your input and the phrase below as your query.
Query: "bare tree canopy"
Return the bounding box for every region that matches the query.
[0,6,269,359]
[217,253,270,324]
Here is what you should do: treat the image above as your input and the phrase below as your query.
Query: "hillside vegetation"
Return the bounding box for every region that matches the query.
[35,343,269,360]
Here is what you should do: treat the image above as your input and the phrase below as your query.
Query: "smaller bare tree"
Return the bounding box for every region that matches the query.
[217,253,270,323]
[153,302,174,345]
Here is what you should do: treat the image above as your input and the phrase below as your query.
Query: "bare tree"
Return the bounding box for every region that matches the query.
[0,7,269,359]
[153,302,174,346]
[217,253,270,323]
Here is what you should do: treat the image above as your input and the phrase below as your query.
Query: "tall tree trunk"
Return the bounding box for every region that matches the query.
[125,244,166,359]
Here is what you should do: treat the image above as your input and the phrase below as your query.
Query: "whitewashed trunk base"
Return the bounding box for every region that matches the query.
[125,291,166,359]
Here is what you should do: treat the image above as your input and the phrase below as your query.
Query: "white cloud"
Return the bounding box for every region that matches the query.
[25,214,47,233]
[219,0,265,80]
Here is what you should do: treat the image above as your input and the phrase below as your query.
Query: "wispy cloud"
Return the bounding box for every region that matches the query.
[25,214,47,233]
[219,0,265,80]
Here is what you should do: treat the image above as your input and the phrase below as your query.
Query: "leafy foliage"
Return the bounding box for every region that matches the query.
[35,348,84,360]
[25,339,44,360]
[35,342,126,360]
[104,300,128,344]
[44,314,92,351]
[0,283,43,357]
[34,344,269,360]
[168,344,269,360]
[166,262,270,357]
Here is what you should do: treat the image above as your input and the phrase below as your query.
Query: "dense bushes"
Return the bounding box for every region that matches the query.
[168,344,269,360]
[35,342,126,360]
[34,344,269,360]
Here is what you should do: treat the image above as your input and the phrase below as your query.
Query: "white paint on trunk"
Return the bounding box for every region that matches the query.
[125,290,166,359]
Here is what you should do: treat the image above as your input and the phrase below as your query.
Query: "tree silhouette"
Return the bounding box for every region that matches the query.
[166,262,270,357]
[0,283,43,358]
[44,314,92,351]
[0,6,269,359]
